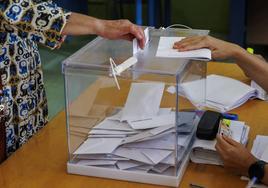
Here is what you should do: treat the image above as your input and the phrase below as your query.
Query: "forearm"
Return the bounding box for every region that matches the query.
[232,46,268,93]
[62,13,101,36]
[261,165,268,185]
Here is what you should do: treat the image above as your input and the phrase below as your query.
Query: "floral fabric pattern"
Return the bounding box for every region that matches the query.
[0,0,70,156]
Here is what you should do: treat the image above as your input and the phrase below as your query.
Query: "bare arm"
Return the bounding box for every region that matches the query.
[62,13,145,48]
[173,36,268,93]
[232,47,268,93]
[262,165,268,185]
[216,135,268,185]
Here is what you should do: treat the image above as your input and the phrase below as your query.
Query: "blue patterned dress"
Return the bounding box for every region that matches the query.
[0,0,70,156]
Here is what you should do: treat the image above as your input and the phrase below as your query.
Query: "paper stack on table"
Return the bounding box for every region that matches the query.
[190,119,250,165]
[73,82,198,175]
[251,135,268,162]
[175,74,261,112]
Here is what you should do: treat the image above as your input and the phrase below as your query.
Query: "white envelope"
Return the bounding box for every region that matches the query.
[160,150,185,165]
[116,160,143,170]
[74,138,122,154]
[156,36,211,60]
[113,147,154,164]
[141,149,173,164]
[151,163,171,173]
[123,133,174,150]
[76,159,117,166]
[133,27,149,54]
[89,129,137,135]
[128,114,175,130]
[121,125,174,145]
[120,82,165,122]
[94,119,134,131]
[88,135,126,138]
[107,110,123,121]
[76,154,128,161]
[157,108,172,115]
[129,164,153,172]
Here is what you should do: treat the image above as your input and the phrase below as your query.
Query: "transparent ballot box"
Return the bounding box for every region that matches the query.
[62,28,208,187]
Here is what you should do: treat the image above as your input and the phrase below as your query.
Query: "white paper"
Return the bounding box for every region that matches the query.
[89,129,137,135]
[76,154,128,161]
[157,108,172,115]
[121,125,174,145]
[123,132,188,150]
[74,138,122,154]
[108,108,171,122]
[206,75,256,112]
[156,37,211,60]
[121,82,165,121]
[128,114,175,130]
[261,145,268,162]
[251,80,268,101]
[229,120,245,143]
[76,159,117,166]
[190,147,223,165]
[127,165,153,173]
[113,147,154,164]
[116,161,143,170]
[94,119,134,131]
[107,110,123,121]
[160,150,184,165]
[88,135,126,138]
[179,78,206,109]
[133,27,149,54]
[180,74,257,112]
[251,135,268,159]
[123,137,173,150]
[166,86,176,94]
[141,149,173,164]
[151,163,171,173]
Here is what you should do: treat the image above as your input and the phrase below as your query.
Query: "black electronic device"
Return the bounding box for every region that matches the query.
[196,110,222,140]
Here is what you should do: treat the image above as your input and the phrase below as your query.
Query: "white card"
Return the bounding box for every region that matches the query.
[74,138,122,154]
[156,36,211,60]
[120,82,165,122]
[128,114,175,130]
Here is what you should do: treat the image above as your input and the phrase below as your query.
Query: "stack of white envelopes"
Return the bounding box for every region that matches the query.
[73,82,198,175]
[176,74,259,112]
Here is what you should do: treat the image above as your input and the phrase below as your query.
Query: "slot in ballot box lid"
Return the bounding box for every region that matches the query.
[62,28,209,76]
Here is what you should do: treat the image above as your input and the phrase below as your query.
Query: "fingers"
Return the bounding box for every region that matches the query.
[215,141,224,155]
[222,135,240,146]
[254,54,266,61]
[216,134,232,149]
[129,24,145,49]
[177,41,206,51]
[105,19,145,48]
[173,36,209,51]
[174,36,202,46]
[119,34,135,41]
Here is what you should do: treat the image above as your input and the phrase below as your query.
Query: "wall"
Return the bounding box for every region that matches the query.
[87,0,230,38]
[170,0,229,37]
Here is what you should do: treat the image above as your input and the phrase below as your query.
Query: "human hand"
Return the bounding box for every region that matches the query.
[96,19,145,49]
[255,54,266,61]
[173,36,242,60]
[215,134,257,176]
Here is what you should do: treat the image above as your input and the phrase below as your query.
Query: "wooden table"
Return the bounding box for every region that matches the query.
[1,62,268,188]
